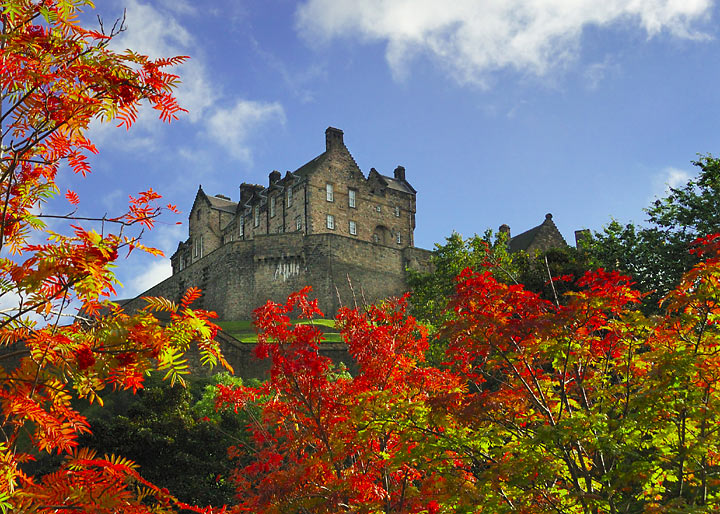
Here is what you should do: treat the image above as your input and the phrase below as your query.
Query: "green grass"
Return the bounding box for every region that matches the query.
[217,319,341,343]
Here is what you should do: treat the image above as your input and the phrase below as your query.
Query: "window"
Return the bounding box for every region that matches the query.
[239,219,244,238]
[194,236,204,258]
[270,196,276,217]
[326,183,334,202]
[375,205,381,213]
[396,233,402,245]
[326,214,335,230]
[348,189,356,208]
[287,186,293,207]
[349,220,357,235]
[254,205,259,227]
[394,206,400,217]
[296,216,302,231]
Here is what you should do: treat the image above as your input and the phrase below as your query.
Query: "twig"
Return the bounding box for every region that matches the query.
[545,255,560,307]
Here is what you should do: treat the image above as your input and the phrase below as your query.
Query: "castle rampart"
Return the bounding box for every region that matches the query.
[130,231,431,320]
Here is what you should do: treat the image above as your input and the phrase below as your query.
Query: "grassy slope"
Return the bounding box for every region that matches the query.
[217,318,342,343]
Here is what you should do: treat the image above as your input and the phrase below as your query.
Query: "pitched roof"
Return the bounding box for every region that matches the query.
[207,194,237,213]
[509,213,567,253]
[381,174,416,194]
[291,152,328,179]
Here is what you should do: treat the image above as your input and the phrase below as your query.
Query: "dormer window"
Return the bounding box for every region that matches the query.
[326,183,334,202]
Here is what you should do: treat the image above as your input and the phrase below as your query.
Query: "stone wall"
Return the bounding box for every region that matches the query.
[127,231,432,321]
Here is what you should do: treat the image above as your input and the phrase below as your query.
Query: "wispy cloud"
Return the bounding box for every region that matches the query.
[110,0,217,122]
[296,0,713,87]
[650,166,693,201]
[248,35,326,103]
[206,100,286,163]
[89,0,286,163]
[123,259,173,298]
[583,56,618,90]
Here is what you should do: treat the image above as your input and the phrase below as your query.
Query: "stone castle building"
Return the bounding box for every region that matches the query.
[129,127,569,321]
[132,127,433,320]
[171,127,418,273]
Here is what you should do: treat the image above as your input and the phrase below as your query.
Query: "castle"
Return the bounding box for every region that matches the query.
[171,127,419,273]
[129,127,568,321]
[132,127,433,320]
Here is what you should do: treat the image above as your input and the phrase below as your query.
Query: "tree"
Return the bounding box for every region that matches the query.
[0,1,228,512]
[79,374,251,507]
[217,289,473,513]
[408,230,594,363]
[589,155,720,310]
[407,231,501,333]
[221,236,720,513]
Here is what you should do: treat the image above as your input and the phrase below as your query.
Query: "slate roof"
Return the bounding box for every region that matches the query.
[207,194,237,213]
[291,152,327,179]
[381,175,416,194]
[508,213,567,253]
[509,226,541,253]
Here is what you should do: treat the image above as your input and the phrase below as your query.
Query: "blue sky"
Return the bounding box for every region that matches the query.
[67,0,720,298]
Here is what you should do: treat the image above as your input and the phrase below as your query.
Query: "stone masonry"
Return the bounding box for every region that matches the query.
[129,128,432,320]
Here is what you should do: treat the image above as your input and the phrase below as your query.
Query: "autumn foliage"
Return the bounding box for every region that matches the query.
[219,234,720,513]
[4,2,720,514]
[1,1,228,512]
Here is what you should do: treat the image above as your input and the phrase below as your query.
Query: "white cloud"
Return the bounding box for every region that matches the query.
[92,0,284,162]
[110,0,217,122]
[651,166,692,200]
[296,0,713,86]
[206,100,286,162]
[124,259,173,298]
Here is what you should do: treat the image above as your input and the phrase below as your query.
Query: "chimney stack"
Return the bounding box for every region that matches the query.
[575,229,591,248]
[499,224,511,238]
[240,183,262,205]
[394,165,406,181]
[325,127,344,151]
[269,170,281,185]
